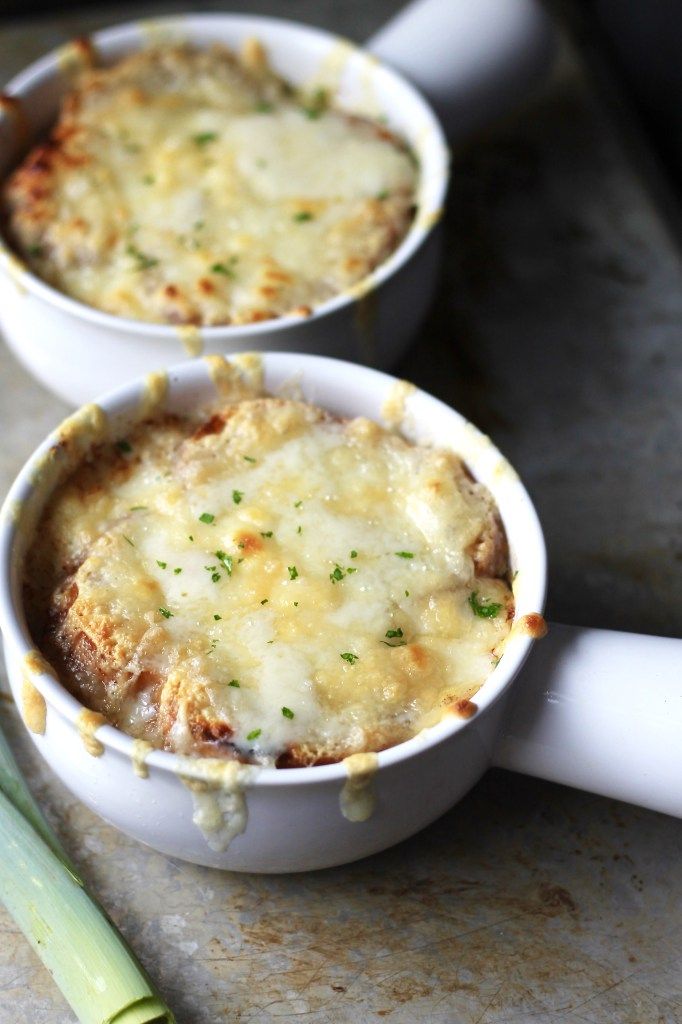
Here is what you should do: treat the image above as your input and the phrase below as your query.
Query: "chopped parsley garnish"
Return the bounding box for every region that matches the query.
[228,679,240,688]
[294,500,303,508]
[350,550,358,559]
[255,100,273,113]
[376,189,390,200]
[215,550,233,576]
[130,505,147,511]
[156,560,167,569]
[260,598,268,605]
[297,525,302,535]
[189,535,194,542]
[468,591,502,619]
[206,639,218,654]
[330,565,345,584]
[199,512,215,524]
[232,490,243,505]
[115,439,132,454]
[288,565,299,580]
[193,131,217,147]
[340,652,359,665]
[158,607,173,619]
[293,601,299,607]
[243,455,256,463]
[382,626,406,647]
[281,706,295,719]
[213,614,222,620]
[194,220,205,231]
[142,174,155,185]
[293,211,313,222]
[405,590,410,597]
[302,87,328,119]
[211,572,221,583]
[395,551,414,559]
[260,531,273,538]
[126,243,158,271]
[123,535,135,547]
[211,262,236,277]
[174,567,182,575]
[346,567,357,574]
[246,728,261,742]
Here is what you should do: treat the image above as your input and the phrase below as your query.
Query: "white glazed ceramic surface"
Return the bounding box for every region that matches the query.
[0,353,546,872]
[0,13,448,406]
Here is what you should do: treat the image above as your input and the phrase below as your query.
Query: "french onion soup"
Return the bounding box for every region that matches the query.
[24,368,514,768]
[2,41,418,326]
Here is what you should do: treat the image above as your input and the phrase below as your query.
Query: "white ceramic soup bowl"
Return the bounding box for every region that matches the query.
[0,352,547,872]
[0,1,556,406]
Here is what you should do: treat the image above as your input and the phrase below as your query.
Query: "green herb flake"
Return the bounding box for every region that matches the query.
[129,505,147,511]
[293,211,314,223]
[350,550,358,559]
[213,614,222,621]
[123,535,135,547]
[330,565,345,584]
[215,550,233,576]
[246,728,261,741]
[243,455,256,463]
[302,87,328,119]
[293,601,299,607]
[255,100,273,113]
[206,639,218,654]
[174,567,182,575]
[189,535,194,542]
[232,490,244,505]
[346,566,357,574]
[194,220,205,231]
[199,512,215,524]
[260,531,273,538]
[468,591,503,619]
[281,706,294,720]
[405,590,410,597]
[126,243,158,271]
[211,572,221,584]
[294,500,303,508]
[288,565,299,580]
[211,262,236,278]
[260,598,269,605]
[228,679,240,688]
[297,525,302,535]
[115,439,132,454]
[142,174,155,185]
[395,551,414,559]
[156,560,167,569]
[376,189,390,201]
[193,131,218,147]
[385,628,404,639]
[340,652,359,665]
[158,607,173,619]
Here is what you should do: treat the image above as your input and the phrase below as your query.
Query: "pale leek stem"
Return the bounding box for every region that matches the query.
[0,787,175,1024]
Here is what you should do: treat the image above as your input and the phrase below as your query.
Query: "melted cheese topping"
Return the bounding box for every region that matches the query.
[3,43,417,326]
[25,392,513,767]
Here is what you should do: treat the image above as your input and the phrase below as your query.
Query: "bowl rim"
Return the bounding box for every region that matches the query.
[0,11,450,340]
[0,352,547,787]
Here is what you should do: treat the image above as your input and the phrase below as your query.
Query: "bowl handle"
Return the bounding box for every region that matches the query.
[366,0,556,140]
[493,623,682,817]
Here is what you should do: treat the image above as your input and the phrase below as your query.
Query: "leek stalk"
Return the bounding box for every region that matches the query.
[0,722,175,1024]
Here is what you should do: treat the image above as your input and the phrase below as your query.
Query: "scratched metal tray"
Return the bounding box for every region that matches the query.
[0,2,681,1022]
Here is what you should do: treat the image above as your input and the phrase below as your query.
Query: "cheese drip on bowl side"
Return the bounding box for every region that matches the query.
[24,393,513,767]
[2,41,418,326]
